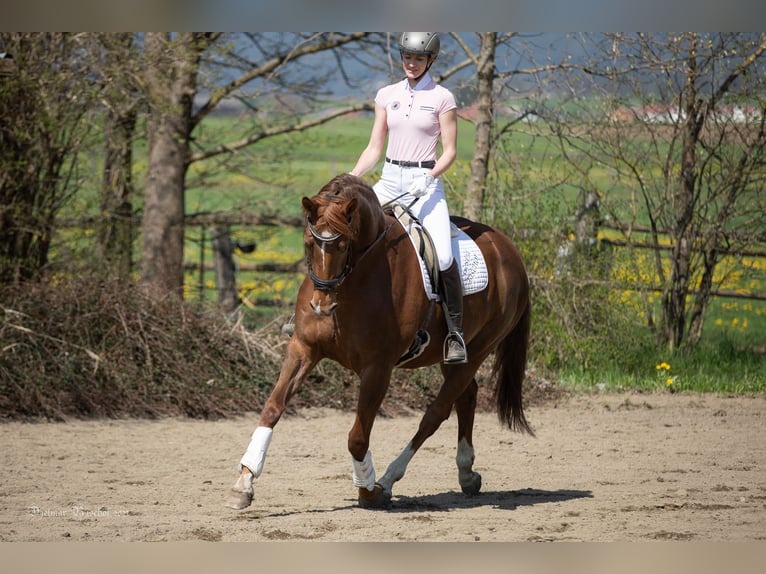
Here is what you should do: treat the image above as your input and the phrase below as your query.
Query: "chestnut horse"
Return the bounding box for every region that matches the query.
[227,173,532,510]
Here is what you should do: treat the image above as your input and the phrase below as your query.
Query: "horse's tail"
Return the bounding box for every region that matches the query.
[492,300,534,436]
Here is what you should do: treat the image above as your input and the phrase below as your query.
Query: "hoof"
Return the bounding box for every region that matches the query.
[460,472,482,496]
[225,472,255,510]
[357,484,392,509]
[225,489,253,510]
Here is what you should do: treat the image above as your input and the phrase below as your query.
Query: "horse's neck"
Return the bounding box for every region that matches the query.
[356,200,387,246]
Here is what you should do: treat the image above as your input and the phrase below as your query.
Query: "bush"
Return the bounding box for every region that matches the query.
[488,182,649,379]
[0,277,282,420]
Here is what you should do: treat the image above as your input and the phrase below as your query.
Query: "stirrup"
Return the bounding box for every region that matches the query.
[443,332,468,364]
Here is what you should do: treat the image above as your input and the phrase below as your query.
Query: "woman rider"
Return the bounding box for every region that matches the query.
[349,32,466,363]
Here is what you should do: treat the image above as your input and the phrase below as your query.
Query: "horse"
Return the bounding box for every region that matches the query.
[227,173,532,510]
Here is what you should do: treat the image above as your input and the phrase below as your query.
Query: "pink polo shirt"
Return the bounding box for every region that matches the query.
[374,73,457,163]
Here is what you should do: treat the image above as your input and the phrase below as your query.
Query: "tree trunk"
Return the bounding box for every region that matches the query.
[141,33,207,297]
[99,107,136,280]
[661,34,700,351]
[98,33,138,282]
[464,33,497,221]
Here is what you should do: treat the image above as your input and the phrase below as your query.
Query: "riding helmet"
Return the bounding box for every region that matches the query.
[398,32,440,60]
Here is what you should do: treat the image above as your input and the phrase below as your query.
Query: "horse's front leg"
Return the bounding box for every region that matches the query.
[349,365,394,509]
[226,339,319,510]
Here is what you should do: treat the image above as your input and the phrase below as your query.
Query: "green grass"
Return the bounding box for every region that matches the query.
[558,336,766,394]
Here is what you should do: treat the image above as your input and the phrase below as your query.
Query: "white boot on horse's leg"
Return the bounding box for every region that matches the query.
[353,451,391,509]
[352,450,376,491]
[226,426,273,510]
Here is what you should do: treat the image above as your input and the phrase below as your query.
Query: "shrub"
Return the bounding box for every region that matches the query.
[0,277,280,420]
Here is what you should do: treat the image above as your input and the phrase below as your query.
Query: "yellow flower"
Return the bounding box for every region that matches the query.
[666,378,673,386]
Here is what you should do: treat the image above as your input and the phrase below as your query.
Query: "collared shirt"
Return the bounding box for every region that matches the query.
[374,72,457,163]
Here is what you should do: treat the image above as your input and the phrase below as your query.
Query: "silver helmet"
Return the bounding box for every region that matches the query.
[398,32,440,60]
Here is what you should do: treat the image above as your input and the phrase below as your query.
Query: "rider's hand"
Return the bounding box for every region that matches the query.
[407,174,434,198]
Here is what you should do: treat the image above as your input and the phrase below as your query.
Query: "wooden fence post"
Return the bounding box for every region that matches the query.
[211,225,241,312]
[575,190,600,253]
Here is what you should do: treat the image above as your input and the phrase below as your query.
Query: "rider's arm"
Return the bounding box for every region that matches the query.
[429,108,457,180]
[349,103,388,177]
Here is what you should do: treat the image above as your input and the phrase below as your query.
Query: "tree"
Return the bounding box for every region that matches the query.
[97,33,142,281]
[0,33,97,284]
[138,32,378,297]
[141,33,217,296]
[553,32,766,350]
[450,32,578,222]
[459,32,498,221]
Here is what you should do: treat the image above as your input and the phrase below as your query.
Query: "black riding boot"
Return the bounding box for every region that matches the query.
[439,259,467,363]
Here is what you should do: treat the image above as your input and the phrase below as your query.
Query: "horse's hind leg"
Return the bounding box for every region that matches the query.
[454,378,482,495]
[377,366,478,501]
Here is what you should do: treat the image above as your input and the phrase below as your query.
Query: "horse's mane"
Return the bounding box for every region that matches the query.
[311,174,384,240]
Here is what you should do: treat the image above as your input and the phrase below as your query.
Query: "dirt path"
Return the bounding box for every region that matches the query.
[1,392,764,542]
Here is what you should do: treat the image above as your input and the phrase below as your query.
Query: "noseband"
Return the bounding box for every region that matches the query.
[305,215,394,293]
[306,220,353,291]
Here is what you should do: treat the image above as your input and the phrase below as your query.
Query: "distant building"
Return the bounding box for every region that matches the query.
[611,102,762,124]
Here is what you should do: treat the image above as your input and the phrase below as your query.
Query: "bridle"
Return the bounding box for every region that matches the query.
[304,192,415,293]
[306,220,353,291]
[305,216,395,293]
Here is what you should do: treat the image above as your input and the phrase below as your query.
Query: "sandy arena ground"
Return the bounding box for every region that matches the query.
[1,392,764,542]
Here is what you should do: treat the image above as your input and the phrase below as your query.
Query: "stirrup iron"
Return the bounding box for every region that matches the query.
[443,331,468,364]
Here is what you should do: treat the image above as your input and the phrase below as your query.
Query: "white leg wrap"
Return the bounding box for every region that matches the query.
[239,426,273,477]
[352,451,376,491]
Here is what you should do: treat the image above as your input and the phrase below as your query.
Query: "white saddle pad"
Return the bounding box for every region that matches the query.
[400,220,489,300]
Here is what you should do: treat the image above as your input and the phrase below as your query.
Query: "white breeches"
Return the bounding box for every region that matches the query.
[373,163,454,271]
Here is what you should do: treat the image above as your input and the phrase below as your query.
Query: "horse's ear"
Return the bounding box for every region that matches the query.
[301,196,316,216]
[343,197,358,220]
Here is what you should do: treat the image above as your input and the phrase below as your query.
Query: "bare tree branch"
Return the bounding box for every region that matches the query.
[189,102,372,163]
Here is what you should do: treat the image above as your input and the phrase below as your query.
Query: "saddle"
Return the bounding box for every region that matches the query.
[384,204,488,366]
[387,204,440,366]
[389,203,440,294]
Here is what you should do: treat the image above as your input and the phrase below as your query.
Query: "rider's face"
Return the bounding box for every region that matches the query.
[401,52,430,82]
